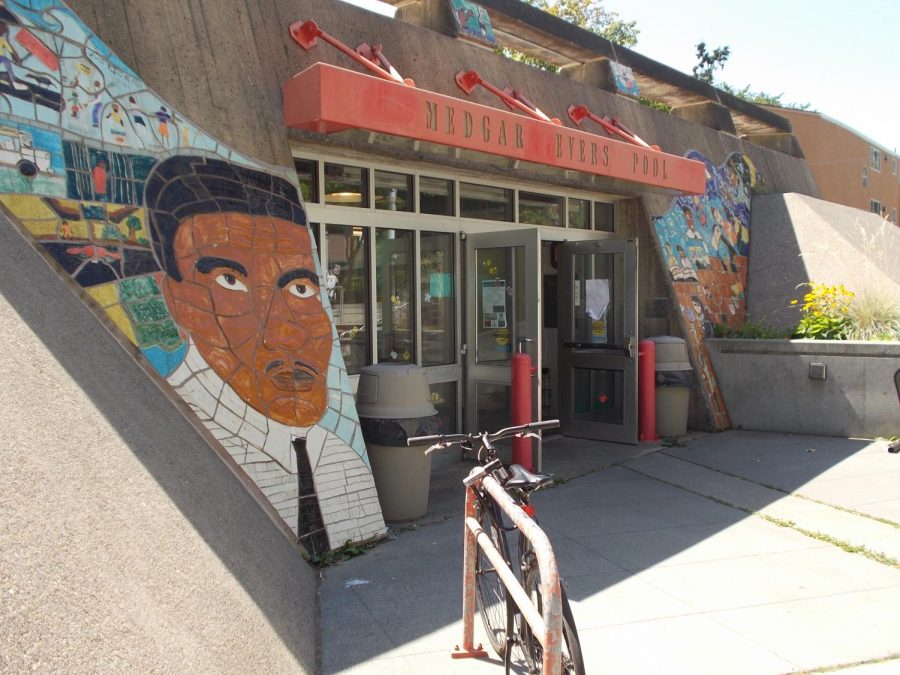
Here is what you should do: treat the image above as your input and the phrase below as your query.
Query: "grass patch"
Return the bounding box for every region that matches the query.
[303,539,377,568]
[661,451,900,530]
[628,460,900,569]
[761,515,900,568]
[792,652,900,673]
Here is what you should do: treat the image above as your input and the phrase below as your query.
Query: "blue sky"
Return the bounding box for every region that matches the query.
[600,0,899,152]
[345,0,899,152]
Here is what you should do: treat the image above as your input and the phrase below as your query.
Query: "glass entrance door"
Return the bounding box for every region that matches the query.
[558,239,637,443]
[464,229,540,434]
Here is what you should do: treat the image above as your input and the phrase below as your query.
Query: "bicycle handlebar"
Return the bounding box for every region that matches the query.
[407,419,560,449]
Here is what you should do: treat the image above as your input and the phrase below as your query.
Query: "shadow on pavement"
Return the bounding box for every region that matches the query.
[322,426,898,672]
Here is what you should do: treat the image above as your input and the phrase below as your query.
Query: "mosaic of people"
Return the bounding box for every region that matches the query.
[653,150,760,430]
[0,0,385,555]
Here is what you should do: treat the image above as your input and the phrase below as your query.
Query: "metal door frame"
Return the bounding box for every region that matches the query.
[558,239,638,443]
[463,228,541,435]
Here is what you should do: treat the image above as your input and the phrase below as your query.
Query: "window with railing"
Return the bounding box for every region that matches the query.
[871,147,881,171]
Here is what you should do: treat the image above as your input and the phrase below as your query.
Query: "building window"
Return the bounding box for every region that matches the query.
[568,198,591,229]
[460,182,513,221]
[295,158,319,203]
[420,176,454,216]
[326,224,370,374]
[420,232,457,366]
[323,163,369,207]
[870,147,881,171]
[374,170,413,212]
[376,228,415,363]
[862,166,868,188]
[893,208,898,224]
[519,191,562,226]
[892,158,898,175]
[594,202,615,232]
[870,199,882,215]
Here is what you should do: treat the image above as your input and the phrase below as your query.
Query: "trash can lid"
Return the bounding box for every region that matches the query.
[655,361,693,371]
[356,364,438,418]
[649,336,690,367]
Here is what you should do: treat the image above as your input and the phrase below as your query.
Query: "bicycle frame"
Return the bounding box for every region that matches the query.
[458,472,563,675]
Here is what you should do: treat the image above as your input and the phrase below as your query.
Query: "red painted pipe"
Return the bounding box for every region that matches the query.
[290,20,414,87]
[511,351,534,469]
[568,104,660,150]
[639,339,660,442]
[456,70,559,125]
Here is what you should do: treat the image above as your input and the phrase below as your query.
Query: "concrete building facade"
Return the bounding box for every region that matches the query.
[0,0,838,563]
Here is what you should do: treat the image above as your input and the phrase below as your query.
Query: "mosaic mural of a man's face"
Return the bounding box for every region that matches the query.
[0,0,384,552]
[146,157,331,426]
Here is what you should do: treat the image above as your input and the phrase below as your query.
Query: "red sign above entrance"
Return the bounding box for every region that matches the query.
[285,63,705,195]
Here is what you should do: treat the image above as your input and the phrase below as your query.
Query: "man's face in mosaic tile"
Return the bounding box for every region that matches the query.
[163,212,332,426]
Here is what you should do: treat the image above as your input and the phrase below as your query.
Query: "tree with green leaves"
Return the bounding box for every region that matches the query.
[692,41,730,83]
[719,83,811,110]
[692,41,811,110]
[504,0,639,71]
[524,0,639,47]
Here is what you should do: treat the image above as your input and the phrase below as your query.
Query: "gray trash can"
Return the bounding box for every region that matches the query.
[650,336,694,437]
[356,364,439,522]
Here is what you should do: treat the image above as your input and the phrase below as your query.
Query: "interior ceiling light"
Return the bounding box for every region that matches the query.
[324,191,363,204]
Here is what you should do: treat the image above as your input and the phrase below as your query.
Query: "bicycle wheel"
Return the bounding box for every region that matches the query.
[522,566,585,674]
[473,498,511,657]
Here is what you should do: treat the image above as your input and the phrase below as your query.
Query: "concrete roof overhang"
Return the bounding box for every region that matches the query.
[382,0,793,137]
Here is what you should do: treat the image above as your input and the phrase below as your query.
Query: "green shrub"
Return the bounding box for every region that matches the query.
[791,283,854,340]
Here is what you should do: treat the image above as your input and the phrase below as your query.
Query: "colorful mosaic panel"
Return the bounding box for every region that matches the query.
[652,151,760,429]
[610,62,640,98]
[447,0,497,45]
[0,0,384,550]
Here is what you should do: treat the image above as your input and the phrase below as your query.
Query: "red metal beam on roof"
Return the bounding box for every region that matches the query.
[284,63,705,194]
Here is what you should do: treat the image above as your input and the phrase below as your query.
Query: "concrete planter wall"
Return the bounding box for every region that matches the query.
[706,338,900,438]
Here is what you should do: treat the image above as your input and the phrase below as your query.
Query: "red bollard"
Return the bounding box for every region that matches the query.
[511,349,534,470]
[638,339,660,442]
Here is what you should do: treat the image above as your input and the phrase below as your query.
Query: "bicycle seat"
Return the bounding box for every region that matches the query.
[506,464,554,490]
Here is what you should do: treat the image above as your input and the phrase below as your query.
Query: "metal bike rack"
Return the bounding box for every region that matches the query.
[454,472,563,675]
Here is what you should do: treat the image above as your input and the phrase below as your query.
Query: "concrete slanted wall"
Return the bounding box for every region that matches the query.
[0,214,317,672]
[747,193,900,331]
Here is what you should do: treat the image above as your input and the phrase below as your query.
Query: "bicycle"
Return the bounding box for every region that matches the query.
[408,420,585,674]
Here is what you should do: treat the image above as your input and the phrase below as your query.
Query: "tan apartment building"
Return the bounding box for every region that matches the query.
[768,108,899,225]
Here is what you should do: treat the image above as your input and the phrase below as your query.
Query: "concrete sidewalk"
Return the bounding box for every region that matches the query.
[321,431,900,674]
